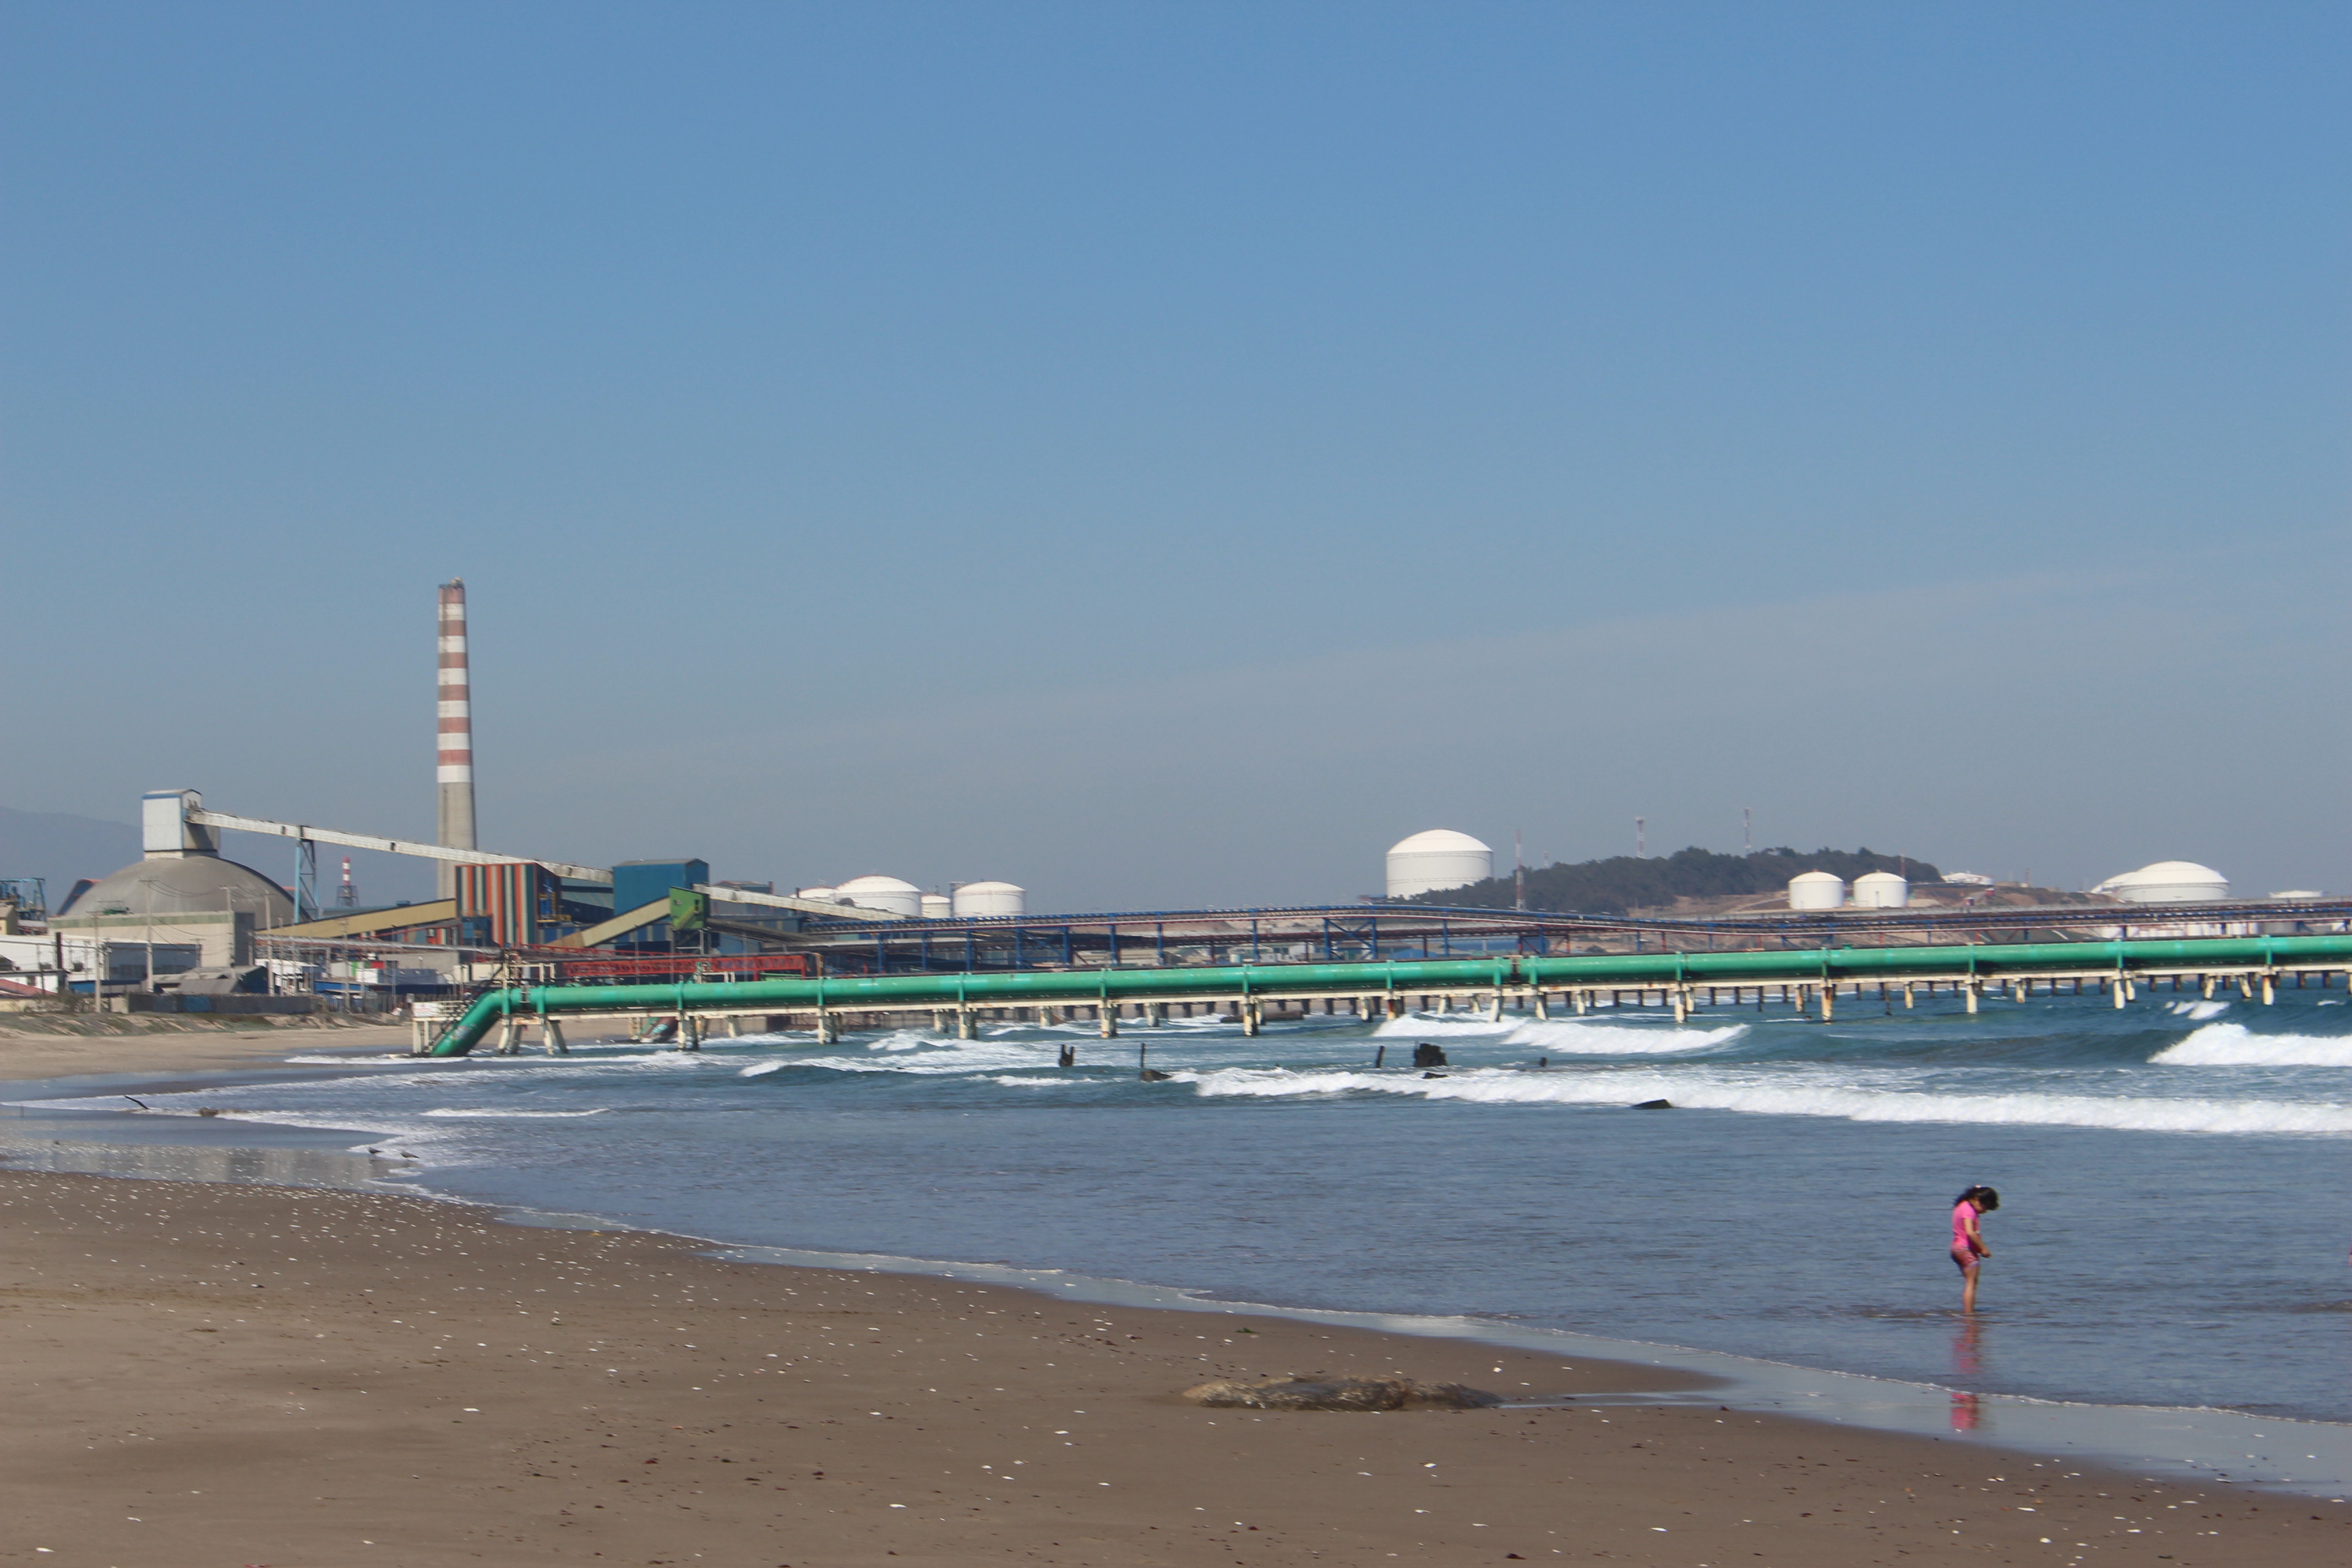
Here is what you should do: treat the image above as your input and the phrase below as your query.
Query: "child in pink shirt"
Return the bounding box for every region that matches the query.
[1951,1186,1999,1313]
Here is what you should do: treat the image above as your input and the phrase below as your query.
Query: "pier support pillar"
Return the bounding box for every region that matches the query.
[1902,982,1915,1010]
[1386,996,1406,1020]
[1145,1000,1166,1026]
[1573,989,1588,1015]
[2261,973,2276,1005]
[1964,982,1979,1015]
[1818,985,1833,1022]
[956,1009,977,1040]
[1486,992,1503,1024]
[817,1010,840,1045]
[495,1017,521,1056]
[542,1017,568,1056]
[1099,1003,1119,1039]
[1533,990,1550,1019]
[1671,988,1688,1024]
[1241,1002,1261,1036]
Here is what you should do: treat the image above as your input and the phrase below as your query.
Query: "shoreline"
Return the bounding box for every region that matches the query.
[7,1039,2352,1501]
[5,1038,2351,1564]
[6,1164,2347,1567]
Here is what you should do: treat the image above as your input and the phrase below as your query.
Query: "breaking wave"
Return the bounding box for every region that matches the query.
[1179,1067,2352,1135]
[1502,1019,1748,1054]
[2153,1022,2352,1068]
[1374,1012,1744,1054]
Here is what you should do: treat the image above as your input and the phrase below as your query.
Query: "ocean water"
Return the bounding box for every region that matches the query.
[21,990,2352,1428]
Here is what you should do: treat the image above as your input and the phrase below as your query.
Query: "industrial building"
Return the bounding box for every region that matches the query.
[4,582,2344,1021]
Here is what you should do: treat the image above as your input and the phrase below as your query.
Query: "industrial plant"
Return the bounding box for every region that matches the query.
[1,582,2344,1043]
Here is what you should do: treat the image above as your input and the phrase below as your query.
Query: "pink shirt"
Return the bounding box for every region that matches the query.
[1952,1200,1980,1255]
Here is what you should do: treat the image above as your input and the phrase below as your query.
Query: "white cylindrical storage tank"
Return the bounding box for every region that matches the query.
[1788,870,1846,910]
[796,885,837,903]
[951,881,1026,917]
[1851,871,1908,909]
[920,893,952,918]
[2093,861,2229,904]
[831,875,923,916]
[1385,830,1493,898]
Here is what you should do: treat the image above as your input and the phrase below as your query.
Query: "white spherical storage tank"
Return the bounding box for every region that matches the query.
[1385,830,1494,898]
[831,875,924,916]
[1788,870,1846,910]
[2093,861,2229,904]
[1851,870,1908,909]
[951,881,1026,917]
[920,893,953,918]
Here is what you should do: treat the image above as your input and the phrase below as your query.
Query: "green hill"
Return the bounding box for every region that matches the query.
[1413,846,1940,916]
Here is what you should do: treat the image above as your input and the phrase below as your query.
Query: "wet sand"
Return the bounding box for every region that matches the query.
[0,1018,411,1082]
[2,1169,2342,1567]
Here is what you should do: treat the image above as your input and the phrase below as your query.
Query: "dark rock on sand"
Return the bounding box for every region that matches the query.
[1180,1376,1499,1411]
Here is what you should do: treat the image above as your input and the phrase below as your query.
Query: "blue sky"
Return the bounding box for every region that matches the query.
[3,3,2345,909]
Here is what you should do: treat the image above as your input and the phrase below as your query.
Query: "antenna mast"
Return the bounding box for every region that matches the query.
[1744,806,1752,854]
[1514,828,1525,911]
[1635,817,1646,860]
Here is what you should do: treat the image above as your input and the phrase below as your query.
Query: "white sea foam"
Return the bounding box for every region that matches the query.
[419,1107,610,1118]
[282,1053,416,1064]
[749,1040,1068,1076]
[1373,1013,1737,1053]
[1373,1012,1530,1036]
[2162,1000,2231,1020]
[2153,1022,2352,1068]
[1501,1019,1747,1054]
[1180,1067,2352,1135]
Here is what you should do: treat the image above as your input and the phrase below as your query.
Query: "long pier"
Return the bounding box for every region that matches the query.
[426,932,2352,1056]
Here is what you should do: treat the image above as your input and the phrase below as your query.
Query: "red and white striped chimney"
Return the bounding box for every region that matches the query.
[436,579,478,896]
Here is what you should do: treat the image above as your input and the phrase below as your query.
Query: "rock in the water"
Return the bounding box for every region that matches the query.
[1138,1068,1175,1081]
[1180,1375,1499,1411]
[1631,1097,1673,1109]
[1410,1043,1449,1068]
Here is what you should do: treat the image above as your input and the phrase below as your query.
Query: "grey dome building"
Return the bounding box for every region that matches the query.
[60,853,293,923]
[49,789,294,980]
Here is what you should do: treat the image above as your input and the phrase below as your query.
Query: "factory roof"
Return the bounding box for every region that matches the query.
[56,851,294,922]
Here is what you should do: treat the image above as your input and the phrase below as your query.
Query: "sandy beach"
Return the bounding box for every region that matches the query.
[0,1017,413,1083]
[2,1160,2343,1568]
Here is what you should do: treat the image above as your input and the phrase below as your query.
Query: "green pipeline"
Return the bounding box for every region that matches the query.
[425,932,2352,1056]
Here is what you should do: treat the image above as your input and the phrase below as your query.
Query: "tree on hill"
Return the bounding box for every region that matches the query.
[1411,846,1940,916]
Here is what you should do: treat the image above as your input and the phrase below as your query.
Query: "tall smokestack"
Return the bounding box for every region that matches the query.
[436,579,477,896]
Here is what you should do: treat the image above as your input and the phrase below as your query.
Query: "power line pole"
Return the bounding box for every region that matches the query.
[1744,806,1753,854]
[1514,829,1525,911]
[1635,817,1646,860]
